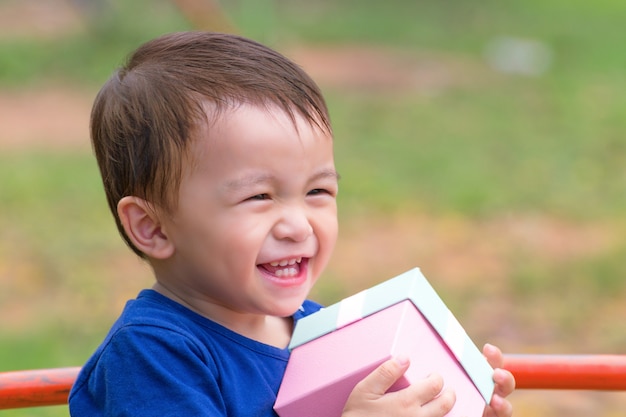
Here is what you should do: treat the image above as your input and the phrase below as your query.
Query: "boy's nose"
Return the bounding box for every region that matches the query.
[273,208,313,242]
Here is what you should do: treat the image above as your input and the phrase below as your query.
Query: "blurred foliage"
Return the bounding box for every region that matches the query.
[0,0,190,85]
[1,1,626,415]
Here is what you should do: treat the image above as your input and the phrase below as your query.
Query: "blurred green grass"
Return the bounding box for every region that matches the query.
[1,0,626,415]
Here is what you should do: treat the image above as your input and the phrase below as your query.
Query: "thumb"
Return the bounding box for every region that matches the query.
[357,356,410,396]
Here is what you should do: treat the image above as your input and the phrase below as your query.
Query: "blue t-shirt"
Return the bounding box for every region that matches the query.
[69,289,322,416]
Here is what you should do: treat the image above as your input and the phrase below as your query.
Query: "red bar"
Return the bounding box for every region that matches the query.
[0,367,80,409]
[503,354,626,390]
[1,355,626,409]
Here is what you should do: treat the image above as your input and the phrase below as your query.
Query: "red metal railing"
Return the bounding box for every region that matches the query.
[0,367,80,409]
[1,355,626,409]
[503,354,626,390]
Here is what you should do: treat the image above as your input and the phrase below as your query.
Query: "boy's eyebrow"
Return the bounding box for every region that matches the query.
[310,168,341,182]
[223,174,274,191]
[224,169,340,191]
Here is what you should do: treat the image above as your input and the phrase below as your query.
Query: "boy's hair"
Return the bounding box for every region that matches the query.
[91,31,331,257]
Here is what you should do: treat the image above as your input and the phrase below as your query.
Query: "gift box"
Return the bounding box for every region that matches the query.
[274,268,495,417]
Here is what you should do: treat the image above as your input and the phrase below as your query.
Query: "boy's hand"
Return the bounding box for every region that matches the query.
[482,344,515,417]
[342,356,455,417]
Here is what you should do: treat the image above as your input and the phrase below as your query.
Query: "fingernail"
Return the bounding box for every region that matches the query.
[394,355,410,366]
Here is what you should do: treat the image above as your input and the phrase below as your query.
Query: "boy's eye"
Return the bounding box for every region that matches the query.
[248,193,270,201]
[307,188,328,196]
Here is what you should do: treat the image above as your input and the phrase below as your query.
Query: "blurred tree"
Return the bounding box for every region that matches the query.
[170,0,237,33]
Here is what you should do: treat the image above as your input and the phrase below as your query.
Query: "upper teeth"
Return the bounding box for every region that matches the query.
[270,257,302,267]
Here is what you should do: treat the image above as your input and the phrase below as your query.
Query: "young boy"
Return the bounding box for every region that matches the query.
[69,31,514,416]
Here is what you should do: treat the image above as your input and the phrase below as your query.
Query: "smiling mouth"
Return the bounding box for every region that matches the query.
[259,257,304,278]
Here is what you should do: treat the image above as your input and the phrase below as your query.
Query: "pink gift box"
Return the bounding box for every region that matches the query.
[275,268,494,417]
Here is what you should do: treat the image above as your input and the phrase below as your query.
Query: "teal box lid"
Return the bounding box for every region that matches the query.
[290,267,495,403]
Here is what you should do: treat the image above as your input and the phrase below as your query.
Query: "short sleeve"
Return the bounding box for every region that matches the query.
[70,324,225,417]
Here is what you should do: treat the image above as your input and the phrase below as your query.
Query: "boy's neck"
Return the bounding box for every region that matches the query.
[152,281,294,349]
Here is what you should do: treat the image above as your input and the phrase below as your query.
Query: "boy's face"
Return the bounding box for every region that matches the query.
[157,104,338,321]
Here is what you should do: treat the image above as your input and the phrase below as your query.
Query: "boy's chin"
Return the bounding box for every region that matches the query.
[269,298,309,318]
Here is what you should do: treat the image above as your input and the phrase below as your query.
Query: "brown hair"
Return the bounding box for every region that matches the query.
[91,31,331,257]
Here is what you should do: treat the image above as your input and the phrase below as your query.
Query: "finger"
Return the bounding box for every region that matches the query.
[357,356,411,396]
[418,387,456,416]
[398,373,445,405]
[482,343,503,369]
[492,368,515,397]
[485,394,514,417]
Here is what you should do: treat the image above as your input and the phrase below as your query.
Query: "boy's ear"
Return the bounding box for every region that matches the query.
[117,196,174,260]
